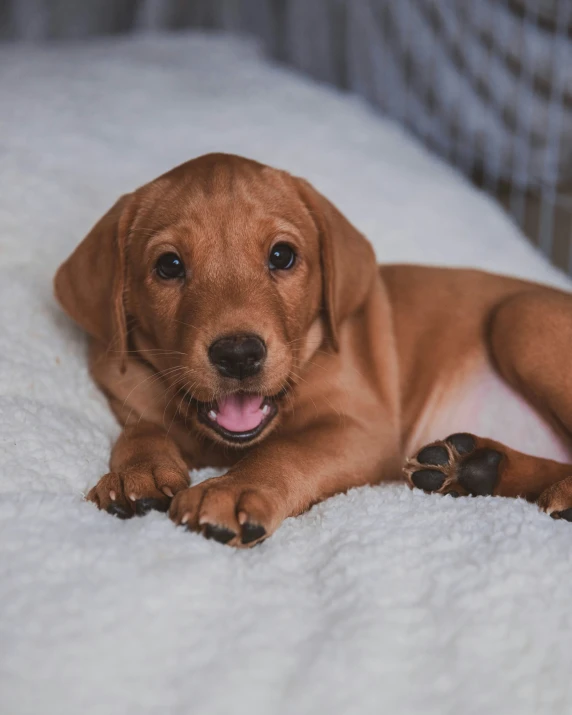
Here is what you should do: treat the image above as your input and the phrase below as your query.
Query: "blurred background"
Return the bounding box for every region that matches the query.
[1,0,571,273]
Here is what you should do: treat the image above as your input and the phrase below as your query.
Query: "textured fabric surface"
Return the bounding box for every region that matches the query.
[1,33,572,715]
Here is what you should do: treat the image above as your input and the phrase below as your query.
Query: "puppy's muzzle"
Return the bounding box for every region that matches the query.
[208,333,266,380]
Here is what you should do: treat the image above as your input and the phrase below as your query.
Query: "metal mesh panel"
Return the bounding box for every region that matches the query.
[2,0,571,270]
[254,0,572,273]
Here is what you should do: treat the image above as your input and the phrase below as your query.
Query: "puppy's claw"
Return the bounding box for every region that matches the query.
[134,498,169,516]
[203,524,236,544]
[107,503,132,519]
[241,522,266,545]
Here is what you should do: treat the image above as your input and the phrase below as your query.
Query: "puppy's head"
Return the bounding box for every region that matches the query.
[55,154,376,446]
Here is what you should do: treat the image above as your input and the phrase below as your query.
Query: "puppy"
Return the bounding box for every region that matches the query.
[55,153,572,547]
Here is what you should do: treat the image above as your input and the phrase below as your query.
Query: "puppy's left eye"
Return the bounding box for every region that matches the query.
[269,243,296,271]
[155,252,185,280]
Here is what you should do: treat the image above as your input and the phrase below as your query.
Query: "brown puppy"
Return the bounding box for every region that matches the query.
[55,153,572,547]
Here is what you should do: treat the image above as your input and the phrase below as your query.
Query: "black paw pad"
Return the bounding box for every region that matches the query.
[107,503,132,520]
[457,448,503,496]
[553,508,572,522]
[134,498,169,516]
[417,445,450,466]
[241,522,266,544]
[411,469,445,492]
[446,433,476,455]
[204,524,236,544]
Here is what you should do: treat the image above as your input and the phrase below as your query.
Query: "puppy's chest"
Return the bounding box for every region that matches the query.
[406,360,572,462]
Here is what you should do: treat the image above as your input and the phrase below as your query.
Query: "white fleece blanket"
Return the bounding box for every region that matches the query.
[2,33,572,715]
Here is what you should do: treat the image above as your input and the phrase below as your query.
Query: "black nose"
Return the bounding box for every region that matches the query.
[208,334,266,380]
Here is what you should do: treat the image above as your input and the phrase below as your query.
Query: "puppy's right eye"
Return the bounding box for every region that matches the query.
[155,252,185,280]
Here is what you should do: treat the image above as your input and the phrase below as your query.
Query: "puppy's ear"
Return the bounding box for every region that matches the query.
[54,194,134,370]
[295,178,377,351]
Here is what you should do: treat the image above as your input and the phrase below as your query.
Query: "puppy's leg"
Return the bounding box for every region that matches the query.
[404,432,572,507]
[407,287,572,517]
[488,288,572,516]
[169,417,401,547]
[86,422,190,519]
[490,289,572,433]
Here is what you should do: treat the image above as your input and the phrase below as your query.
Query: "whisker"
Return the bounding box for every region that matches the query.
[131,377,182,429]
[180,379,199,413]
[288,367,343,421]
[110,348,187,357]
[172,318,200,331]
[164,374,194,434]
[310,349,367,380]
[177,380,195,429]
[133,369,198,429]
[112,363,192,391]
[161,369,204,434]
[121,365,190,421]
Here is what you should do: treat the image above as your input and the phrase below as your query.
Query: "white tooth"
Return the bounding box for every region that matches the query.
[262,404,270,415]
[208,410,217,421]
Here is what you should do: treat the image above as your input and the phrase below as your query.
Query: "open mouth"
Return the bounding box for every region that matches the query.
[197,393,278,443]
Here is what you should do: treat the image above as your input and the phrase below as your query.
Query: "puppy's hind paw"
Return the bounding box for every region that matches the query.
[404,433,504,498]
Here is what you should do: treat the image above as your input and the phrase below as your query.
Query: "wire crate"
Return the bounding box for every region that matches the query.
[221,0,572,272]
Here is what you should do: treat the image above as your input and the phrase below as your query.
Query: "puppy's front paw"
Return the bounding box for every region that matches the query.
[538,476,572,521]
[86,463,190,519]
[169,476,283,547]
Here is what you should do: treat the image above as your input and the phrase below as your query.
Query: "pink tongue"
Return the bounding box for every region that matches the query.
[216,394,265,432]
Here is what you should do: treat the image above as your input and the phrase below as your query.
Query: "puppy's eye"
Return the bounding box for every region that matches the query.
[269,243,296,271]
[155,252,185,280]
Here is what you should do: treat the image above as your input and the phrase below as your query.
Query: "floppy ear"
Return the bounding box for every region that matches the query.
[54,193,134,369]
[294,178,377,351]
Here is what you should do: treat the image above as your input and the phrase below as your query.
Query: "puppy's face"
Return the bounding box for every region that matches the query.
[55,153,376,449]
[125,157,323,445]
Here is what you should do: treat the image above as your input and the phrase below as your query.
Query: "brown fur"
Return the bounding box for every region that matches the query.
[54,153,572,546]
